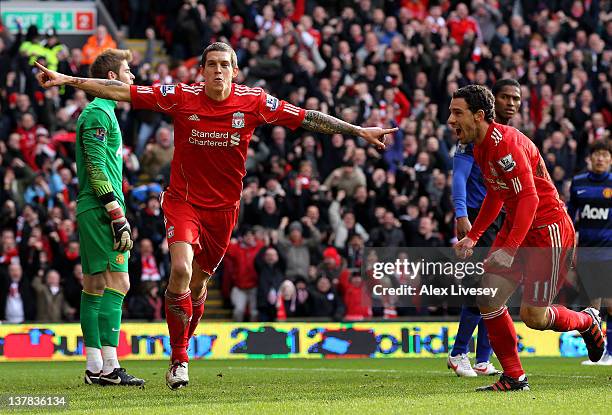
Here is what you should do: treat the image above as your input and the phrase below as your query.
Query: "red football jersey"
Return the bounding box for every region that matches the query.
[130,83,306,209]
[468,122,567,247]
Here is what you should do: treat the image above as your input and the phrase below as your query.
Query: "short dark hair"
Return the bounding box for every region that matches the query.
[492,79,521,97]
[452,85,495,122]
[200,42,238,68]
[89,49,132,79]
[590,140,611,156]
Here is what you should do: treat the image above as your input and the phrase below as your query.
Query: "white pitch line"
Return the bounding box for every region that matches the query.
[226,366,403,373]
[224,366,600,379]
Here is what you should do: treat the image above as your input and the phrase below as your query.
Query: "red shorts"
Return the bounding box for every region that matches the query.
[160,191,239,275]
[487,213,575,306]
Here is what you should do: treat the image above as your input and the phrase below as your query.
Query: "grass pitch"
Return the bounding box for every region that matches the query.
[0,358,609,414]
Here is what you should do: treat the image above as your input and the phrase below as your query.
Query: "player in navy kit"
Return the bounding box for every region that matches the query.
[568,141,612,365]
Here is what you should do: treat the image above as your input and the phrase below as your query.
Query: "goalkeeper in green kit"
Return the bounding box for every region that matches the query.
[76,49,144,386]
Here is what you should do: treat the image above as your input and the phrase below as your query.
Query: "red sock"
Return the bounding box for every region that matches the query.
[165,290,192,363]
[187,289,207,341]
[481,307,525,379]
[547,305,592,332]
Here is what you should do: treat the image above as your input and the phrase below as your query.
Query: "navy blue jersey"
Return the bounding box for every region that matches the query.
[452,143,487,217]
[568,171,612,252]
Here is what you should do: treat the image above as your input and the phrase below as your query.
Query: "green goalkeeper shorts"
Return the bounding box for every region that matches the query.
[77,207,129,275]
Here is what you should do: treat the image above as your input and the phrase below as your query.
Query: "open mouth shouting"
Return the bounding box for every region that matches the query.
[455,127,463,140]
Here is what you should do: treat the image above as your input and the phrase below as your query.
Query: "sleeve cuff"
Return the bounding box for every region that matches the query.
[466,231,479,243]
[455,207,468,218]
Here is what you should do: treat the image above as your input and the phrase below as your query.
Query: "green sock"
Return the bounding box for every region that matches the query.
[80,291,103,349]
[98,288,126,347]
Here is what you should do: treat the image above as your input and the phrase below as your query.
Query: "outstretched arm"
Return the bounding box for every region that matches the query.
[301,110,397,150]
[35,62,131,102]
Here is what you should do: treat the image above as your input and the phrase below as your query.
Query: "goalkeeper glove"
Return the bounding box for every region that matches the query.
[105,201,133,252]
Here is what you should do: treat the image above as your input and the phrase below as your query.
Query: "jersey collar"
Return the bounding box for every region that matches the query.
[480,121,500,148]
[203,82,235,103]
[94,97,117,108]
[588,171,610,182]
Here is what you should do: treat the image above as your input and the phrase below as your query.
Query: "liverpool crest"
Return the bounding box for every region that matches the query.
[232,112,245,129]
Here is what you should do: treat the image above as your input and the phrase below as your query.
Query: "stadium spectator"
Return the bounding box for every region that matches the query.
[368,211,406,247]
[409,216,444,247]
[0,229,19,264]
[39,28,68,73]
[136,196,166,246]
[277,216,321,280]
[308,275,344,321]
[128,281,164,321]
[31,268,75,322]
[58,48,89,101]
[140,126,174,179]
[329,190,370,250]
[255,246,286,321]
[82,25,117,65]
[343,233,365,270]
[275,279,297,320]
[0,262,36,323]
[317,246,349,284]
[447,3,480,46]
[323,161,367,195]
[172,0,210,60]
[337,270,372,320]
[257,196,283,229]
[293,277,311,317]
[131,238,162,286]
[63,263,83,319]
[225,229,266,322]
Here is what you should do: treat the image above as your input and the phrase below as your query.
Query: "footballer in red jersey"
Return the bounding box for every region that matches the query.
[35,42,397,390]
[449,85,604,392]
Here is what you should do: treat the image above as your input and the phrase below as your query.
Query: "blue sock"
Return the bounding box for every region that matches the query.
[606,315,612,355]
[475,318,493,363]
[451,307,481,356]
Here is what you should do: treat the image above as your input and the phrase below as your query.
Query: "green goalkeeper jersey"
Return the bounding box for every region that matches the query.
[75,98,125,215]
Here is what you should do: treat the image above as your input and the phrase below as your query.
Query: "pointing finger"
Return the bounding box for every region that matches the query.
[34,61,48,72]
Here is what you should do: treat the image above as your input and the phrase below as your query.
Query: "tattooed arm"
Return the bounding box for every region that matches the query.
[301,110,362,136]
[301,110,398,150]
[66,77,130,102]
[35,62,131,102]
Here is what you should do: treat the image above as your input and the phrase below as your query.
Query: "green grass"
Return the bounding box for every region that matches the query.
[0,358,609,414]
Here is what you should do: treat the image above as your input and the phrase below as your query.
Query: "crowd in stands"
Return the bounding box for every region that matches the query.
[0,0,610,323]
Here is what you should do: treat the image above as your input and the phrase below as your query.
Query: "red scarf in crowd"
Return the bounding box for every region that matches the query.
[141,254,161,281]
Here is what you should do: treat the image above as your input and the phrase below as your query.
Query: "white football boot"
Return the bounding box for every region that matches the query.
[473,361,501,376]
[166,361,189,390]
[447,353,477,377]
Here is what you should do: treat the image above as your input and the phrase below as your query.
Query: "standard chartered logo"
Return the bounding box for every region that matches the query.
[189,129,240,147]
[581,204,609,220]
